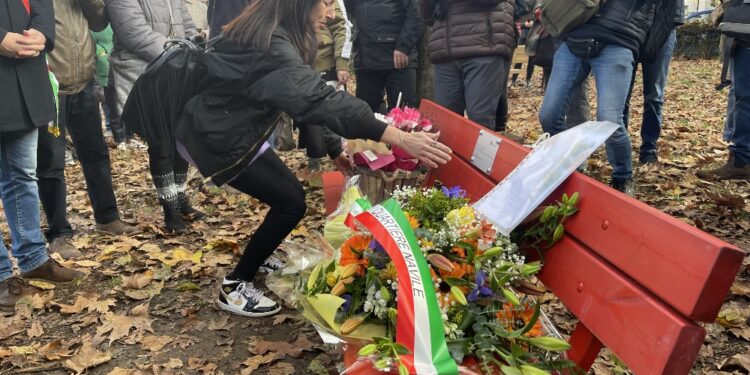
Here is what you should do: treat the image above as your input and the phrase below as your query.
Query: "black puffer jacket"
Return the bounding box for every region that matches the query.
[176,28,387,186]
[567,0,655,57]
[345,0,424,70]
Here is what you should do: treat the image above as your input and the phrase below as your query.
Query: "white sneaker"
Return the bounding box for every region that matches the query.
[128,139,148,150]
[217,278,281,317]
[259,255,286,273]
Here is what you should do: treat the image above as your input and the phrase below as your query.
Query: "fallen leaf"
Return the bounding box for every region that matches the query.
[89,299,117,314]
[96,313,138,345]
[106,368,134,375]
[38,339,75,360]
[10,345,36,355]
[27,320,44,338]
[707,192,745,209]
[718,350,750,372]
[20,291,55,310]
[729,327,750,341]
[273,314,295,326]
[716,307,745,328]
[216,335,234,346]
[166,358,184,369]
[268,361,296,375]
[58,295,96,314]
[248,335,319,358]
[140,335,174,352]
[208,314,232,331]
[204,238,241,254]
[64,337,112,374]
[28,280,55,290]
[122,271,153,289]
[730,281,750,298]
[241,353,278,375]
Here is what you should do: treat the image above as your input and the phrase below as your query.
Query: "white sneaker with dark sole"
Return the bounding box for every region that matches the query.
[216,278,281,317]
[259,254,286,274]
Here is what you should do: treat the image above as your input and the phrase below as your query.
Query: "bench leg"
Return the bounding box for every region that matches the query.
[566,323,603,371]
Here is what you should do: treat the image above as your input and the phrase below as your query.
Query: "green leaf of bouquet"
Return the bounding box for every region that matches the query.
[445,277,470,287]
[502,287,521,306]
[527,337,572,351]
[392,343,410,355]
[501,366,523,375]
[521,364,552,375]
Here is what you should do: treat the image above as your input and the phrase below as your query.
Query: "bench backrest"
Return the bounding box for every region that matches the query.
[419,100,746,374]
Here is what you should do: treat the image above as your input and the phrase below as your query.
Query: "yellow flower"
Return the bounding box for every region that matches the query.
[404,212,420,230]
[446,206,476,227]
[325,272,338,287]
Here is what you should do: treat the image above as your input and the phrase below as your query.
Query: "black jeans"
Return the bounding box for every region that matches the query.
[355,68,418,113]
[147,142,189,178]
[227,151,307,281]
[37,82,120,240]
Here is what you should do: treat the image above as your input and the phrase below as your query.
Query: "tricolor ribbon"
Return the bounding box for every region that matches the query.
[349,199,458,374]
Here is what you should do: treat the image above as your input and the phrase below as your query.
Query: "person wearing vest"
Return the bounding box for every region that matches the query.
[346,0,424,112]
[106,0,203,234]
[418,0,517,131]
[37,0,138,260]
[538,0,656,196]
[623,0,685,165]
[0,0,84,316]
[697,0,750,180]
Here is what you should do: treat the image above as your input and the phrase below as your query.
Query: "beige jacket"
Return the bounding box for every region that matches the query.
[48,0,108,95]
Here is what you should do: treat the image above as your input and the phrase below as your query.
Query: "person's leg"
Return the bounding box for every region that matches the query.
[724,59,736,142]
[539,42,590,136]
[461,55,506,130]
[730,46,750,165]
[0,129,49,274]
[37,95,74,241]
[565,77,591,128]
[590,46,636,184]
[355,70,387,113]
[385,68,418,110]
[640,29,677,162]
[228,150,307,282]
[173,147,204,220]
[105,83,126,145]
[147,143,186,233]
[433,60,466,117]
[526,56,535,86]
[65,82,121,226]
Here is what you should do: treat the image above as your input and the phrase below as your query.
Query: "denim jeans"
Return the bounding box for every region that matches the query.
[434,55,507,130]
[637,30,677,157]
[540,42,634,180]
[730,45,750,164]
[724,59,735,142]
[0,129,49,282]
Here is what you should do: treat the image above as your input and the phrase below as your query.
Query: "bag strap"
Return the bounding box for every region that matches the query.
[716,37,735,91]
[22,0,30,14]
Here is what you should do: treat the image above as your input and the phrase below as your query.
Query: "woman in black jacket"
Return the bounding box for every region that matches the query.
[176,0,452,317]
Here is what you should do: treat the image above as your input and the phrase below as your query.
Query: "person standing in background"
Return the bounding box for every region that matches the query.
[0,0,84,314]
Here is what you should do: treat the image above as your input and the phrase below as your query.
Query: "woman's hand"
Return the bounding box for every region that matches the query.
[333,151,353,173]
[381,127,451,168]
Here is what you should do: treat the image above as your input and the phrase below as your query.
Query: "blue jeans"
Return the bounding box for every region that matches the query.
[638,30,677,157]
[0,129,49,282]
[724,59,736,142]
[540,42,634,180]
[730,45,750,164]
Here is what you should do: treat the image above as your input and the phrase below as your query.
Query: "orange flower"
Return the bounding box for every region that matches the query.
[340,234,372,275]
[439,262,473,280]
[496,303,543,337]
[404,212,420,230]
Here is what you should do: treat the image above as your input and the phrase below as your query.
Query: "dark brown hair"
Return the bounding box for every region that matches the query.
[222,0,320,64]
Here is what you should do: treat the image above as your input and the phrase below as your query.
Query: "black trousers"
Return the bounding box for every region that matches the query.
[227,150,307,281]
[104,83,133,144]
[355,68,418,113]
[147,142,189,178]
[37,82,120,240]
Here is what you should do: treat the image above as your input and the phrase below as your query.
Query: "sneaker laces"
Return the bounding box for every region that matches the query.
[236,282,264,304]
[262,256,285,270]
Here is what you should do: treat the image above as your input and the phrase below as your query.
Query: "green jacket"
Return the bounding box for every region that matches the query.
[315,0,351,73]
[92,26,113,87]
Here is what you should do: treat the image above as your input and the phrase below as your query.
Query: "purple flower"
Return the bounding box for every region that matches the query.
[468,270,493,302]
[441,186,466,199]
[341,294,353,314]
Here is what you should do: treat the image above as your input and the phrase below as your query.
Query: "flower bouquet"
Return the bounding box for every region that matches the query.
[299,184,580,374]
[347,107,435,204]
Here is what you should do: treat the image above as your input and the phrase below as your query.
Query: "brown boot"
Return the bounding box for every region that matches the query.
[0,277,27,316]
[21,259,84,283]
[49,236,83,260]
[697,153,750,181]
[95,219,139,235]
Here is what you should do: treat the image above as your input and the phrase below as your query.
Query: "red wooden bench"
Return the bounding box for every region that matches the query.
[322,100,747,374]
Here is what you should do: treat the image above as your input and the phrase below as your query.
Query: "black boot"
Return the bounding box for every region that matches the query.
[159,196,188,234]
[174,173,206,221]
[177,192,206,221]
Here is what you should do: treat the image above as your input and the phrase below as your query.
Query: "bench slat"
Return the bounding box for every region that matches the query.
[419,100,746,322]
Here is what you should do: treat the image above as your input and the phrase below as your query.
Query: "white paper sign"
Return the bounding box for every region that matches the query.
[473,121,619,236]
[471,130,501,174]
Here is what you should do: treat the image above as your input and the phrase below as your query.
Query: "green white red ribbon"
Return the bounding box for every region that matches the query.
[350,198,458,374]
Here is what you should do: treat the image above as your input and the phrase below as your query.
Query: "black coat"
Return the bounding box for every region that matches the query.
[345,0,424,70]
[567,0,655,58]
[0,0,56,132]
[176,28,387,186]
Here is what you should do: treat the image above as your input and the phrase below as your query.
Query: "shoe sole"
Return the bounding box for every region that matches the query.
[22,276,81,284]
[216,299,281,317]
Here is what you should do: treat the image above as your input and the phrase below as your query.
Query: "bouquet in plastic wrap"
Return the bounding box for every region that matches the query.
[299,184,580,374]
